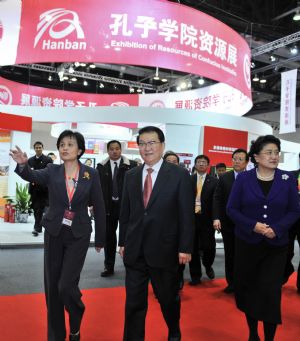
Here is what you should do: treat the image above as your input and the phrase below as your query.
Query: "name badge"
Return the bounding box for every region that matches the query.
[62,209,75,227]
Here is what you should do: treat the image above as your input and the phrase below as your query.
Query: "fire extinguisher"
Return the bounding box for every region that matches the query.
[4,203,11,222]
[9,205,16,223]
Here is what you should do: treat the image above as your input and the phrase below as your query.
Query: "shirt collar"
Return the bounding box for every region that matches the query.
[144,158,163,173]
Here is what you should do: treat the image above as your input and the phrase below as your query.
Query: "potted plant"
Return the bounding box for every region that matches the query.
[15,182,32,223]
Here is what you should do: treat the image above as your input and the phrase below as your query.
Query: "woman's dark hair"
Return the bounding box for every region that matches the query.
[248,135,281,165]
[163,151,180,164]
[137,126,165,143]
[56,130,85,159]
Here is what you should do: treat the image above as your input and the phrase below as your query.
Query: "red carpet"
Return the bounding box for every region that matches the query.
[0,275,299,340]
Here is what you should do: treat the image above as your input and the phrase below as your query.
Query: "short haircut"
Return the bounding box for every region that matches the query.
[107,140,121,151]
[163,152,180,164]
[248,135,281,165]
[56,130,85,159]
[232,148,249,161]
[137,126,165,144]
[194,154,210,165]
[33,141,43,148]
[216,162,226,169]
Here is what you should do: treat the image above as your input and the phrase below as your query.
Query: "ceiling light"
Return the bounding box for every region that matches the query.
[293,10,300,21]
[137,88,142,93]
[83,80,88,86]
[180,82,187,89]
[251,62,255,68]
[176,86,181,91]
[71,77,77,82]
[63,76,69,80]
[48,75,53,81]
[269,55,276,62]
[198,77,205,85]
[80,63,86,67]
[290,46,298,55]
[89,64,96,68]
[68,66,74,73]
[161,78,168,82]
[99,83,104,88]
[153,67,160,80]
[259,78,267,84]
[129,87,135,93]
[252,74,259,82]
[74,62,80,67]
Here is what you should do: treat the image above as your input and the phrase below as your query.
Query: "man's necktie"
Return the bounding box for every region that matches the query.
[143,168,153,208]
[195,175,203,214]
[112,162,119,199]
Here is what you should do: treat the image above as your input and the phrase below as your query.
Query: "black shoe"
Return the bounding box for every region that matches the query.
[206,267,215,279]
[223,285,234,294]
[100,269,114,277]
[69,332,80,341]
[32,230,39,237]
[189,278,201,286]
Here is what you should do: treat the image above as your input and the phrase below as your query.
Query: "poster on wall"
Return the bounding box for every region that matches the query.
[177,152,193,173]
[202,126,248,166]
[0,130,11,217]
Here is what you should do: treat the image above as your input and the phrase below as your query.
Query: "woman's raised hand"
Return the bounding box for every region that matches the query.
[9,146,28,164]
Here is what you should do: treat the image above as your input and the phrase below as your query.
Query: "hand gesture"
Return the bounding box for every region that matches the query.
[9,146,28,165]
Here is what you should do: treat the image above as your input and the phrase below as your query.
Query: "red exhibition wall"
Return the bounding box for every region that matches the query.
[202,126,248,165]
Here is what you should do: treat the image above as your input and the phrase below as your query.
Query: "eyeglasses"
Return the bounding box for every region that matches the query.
[138,141,161,149]
[260,150,280,157]
[232,157,246,162]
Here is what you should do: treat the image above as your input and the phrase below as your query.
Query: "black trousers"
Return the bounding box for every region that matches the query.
[104,201,119,270]
[123,257,180,341]
[284,219,300,289]
[189,213,216,280]
[44,227,90,341]
[221,225,235,286]
[31,196,47,231]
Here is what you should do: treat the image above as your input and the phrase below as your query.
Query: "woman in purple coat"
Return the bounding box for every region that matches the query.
[227,135,300,341]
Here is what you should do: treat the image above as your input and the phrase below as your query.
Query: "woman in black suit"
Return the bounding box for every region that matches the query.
[10,130,106,341]
[227,135,300,341]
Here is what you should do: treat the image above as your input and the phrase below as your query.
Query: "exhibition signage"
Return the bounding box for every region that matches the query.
[0,76,251,116]
[202,126,248,165]
[0,112,32,132]
[0,0,252,112]
[279,69,297,134]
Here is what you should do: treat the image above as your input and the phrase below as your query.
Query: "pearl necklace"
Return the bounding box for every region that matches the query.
[256,169,275,181]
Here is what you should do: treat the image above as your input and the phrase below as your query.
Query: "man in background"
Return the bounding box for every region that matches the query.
[189,155,218,285]
[212,148,249,293]
[97,140,136,277]
[28,141,53,236]
[215,162,227,179]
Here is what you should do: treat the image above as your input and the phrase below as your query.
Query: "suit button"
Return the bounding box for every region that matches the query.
[264,205,267,209]
[263,214,267,218]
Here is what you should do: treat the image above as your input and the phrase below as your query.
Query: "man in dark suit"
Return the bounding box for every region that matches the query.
[284,156,300,293]
[212,149,249,293]
[28,141,53,236]
[189,155,218,285]
[97,140,136,277]
[119,126,194,341]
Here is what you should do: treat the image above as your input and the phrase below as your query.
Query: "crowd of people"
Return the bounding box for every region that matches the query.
[9,128,300,341]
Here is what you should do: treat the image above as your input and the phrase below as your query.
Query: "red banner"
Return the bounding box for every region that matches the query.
[203,126,248,165]
[0,0,251,102]
[0,113,32,132]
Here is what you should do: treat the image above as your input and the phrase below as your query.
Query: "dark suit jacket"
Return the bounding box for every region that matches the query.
[119,161,194,268]
[28,154,53,201]
[227,167,300,246]
[212,170,235,229]
[192,173,218,223]
[97,156,136,216]
[16,162,106,247]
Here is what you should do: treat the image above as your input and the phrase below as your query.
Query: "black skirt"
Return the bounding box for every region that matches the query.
[234,237,288,324]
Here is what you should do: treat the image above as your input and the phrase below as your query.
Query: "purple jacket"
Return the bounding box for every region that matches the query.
[226,167,300,245]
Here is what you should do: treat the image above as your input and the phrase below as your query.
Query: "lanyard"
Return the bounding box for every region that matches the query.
[65,165,80,209]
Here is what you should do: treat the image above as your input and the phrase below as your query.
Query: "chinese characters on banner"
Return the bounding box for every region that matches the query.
[279,69,297,134]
